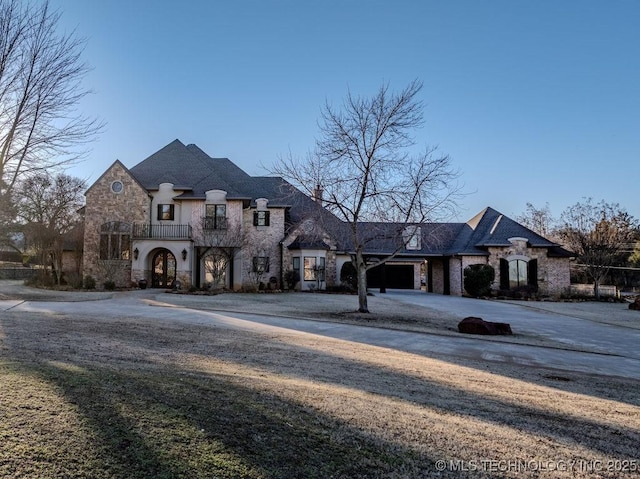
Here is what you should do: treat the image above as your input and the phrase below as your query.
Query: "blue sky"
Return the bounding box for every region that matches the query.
[50,0,640,222]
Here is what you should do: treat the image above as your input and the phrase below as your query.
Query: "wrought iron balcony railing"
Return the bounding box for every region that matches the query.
[132,223,192,239]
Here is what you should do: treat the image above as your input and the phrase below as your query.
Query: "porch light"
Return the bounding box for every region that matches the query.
[133,247,139,260]
[182,248,188,261]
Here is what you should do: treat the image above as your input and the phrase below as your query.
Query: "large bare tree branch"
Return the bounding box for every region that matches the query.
[273,80,461,312]
[0,0,103,196]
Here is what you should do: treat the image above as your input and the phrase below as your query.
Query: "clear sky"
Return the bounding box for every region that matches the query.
[49,0,640,222]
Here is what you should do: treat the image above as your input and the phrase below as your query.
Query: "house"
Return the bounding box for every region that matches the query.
[82,140,572,296]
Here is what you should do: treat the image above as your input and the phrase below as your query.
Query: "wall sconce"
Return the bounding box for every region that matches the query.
[182,248,187,261]
[133,248,139,260]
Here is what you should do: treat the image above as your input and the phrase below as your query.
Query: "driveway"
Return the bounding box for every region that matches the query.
[384,290,640,359]
[2,281,640,380]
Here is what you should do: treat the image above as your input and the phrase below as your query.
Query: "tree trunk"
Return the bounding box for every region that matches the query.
[355,250,369,313]
[593,280,600,300]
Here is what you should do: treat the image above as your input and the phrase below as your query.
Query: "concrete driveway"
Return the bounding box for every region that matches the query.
[2,281,640,380]
[384,290,640,359]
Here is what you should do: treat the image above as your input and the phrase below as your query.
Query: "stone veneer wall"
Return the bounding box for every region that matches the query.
[486,245,570,297]
[281,223,338,291]
[83,162,149,287]
[241,206,285,290]
[544,256,571,296]
[449,256,489,296]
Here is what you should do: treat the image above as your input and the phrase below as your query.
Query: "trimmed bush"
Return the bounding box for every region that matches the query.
[103,280,116,291]
[340,261,357,290]
[463,264,495,297]
[84,275,96,290]
[284,269,300,290]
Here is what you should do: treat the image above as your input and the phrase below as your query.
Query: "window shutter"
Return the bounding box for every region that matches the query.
[252,256,258,272]
[528,259,538,290]
[253,212,258,226]
[264,211,270,226]
[265,257,270,272]
[157,204,162,220]
[500,259,509,290]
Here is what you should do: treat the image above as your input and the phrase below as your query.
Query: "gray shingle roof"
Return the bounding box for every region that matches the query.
[129,139,253,199]
[125,140,571,258]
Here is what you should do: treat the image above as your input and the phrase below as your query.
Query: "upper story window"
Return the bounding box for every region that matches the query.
[157,204,175,221]
[253,210,270,227]
[204,204,227,230]
[110,181,124,194]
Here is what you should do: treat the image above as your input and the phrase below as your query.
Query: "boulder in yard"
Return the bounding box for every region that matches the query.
[458,316,513,335]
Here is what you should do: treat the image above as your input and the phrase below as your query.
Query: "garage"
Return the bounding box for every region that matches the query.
[367,263,415,289]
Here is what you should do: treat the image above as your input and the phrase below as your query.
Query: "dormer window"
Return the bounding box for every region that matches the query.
[404,226,421,250]
[157,204,175,221]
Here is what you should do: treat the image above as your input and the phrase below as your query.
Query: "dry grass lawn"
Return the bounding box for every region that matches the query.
[0,289,639,478]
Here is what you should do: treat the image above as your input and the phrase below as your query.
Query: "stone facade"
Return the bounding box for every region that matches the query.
[81,142,571,295]
[241,201,285,290]
[486,240,567,297]
[83,161,149,287]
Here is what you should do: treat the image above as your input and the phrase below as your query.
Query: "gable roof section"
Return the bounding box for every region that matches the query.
[110,140,572,258]
[449,207,572,256]
[85,159,147,196]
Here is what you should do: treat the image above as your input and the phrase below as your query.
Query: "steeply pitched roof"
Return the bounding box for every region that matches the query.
[450,207,571,256]
[122,140,571,258]
[129,139,253,199]
[332,207,572,257]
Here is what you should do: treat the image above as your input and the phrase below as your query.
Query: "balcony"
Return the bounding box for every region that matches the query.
[132,223,192,240]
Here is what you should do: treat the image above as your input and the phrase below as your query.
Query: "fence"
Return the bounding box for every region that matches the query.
[0,268,37,280]
[569,283,619,298]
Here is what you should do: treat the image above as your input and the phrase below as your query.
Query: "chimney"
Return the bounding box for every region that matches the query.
[312,184,323,204]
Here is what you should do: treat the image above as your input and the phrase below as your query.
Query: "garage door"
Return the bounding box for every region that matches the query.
[367,264,415,289]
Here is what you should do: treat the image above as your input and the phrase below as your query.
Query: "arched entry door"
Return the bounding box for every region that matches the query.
[152,249,176,288]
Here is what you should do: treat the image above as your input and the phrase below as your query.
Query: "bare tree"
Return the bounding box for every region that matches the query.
[0,0,102,199]
[16,172,85,285]
[273,80,460,312]
[517,202,558,240]
[193,216,245,290]
[558,198,637,299]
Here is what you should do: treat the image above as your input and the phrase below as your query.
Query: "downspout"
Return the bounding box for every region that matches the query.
[279,241,284,290]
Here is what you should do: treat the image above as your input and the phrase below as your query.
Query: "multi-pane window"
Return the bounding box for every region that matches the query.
[99,222,131,260]
[303,257,316,281]
[252,256,270,273]
[253,210,270,226]
[303,256,325,281]
[157,204,175,221]
[509,259,528,289]
[204,204,227,230]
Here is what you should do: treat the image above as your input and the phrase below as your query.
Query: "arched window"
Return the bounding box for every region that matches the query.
[509,259,528,289]
[499,258,538,291]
